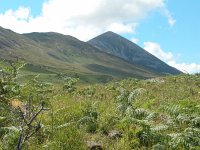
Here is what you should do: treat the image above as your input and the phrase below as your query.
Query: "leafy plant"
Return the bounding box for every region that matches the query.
[0,61,51,150]
[78,101,99,133]
[62,77,79,93]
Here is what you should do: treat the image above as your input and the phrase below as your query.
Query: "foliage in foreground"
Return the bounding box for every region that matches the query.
[0,61,200,149]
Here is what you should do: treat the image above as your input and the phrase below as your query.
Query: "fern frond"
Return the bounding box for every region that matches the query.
[145,112,157,121]
[127,91,135,103]
[169,128,200,149]
[152,143,166,150]
[164,105,181,116]
[176,114,190,124]
[134,108,148,119]
[191,116,200,127]
[77,116,94,125]
[116,89,129,103]
[125,106,134,117]
[56,123,71,129]
[131,118,150,128]
[169,133,186,148]
[150,124,169,132]
[184,127,200,136]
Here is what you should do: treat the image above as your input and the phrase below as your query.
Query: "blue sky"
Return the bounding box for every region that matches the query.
[0,0,43,17]
[132,0,200,64]
[0,0,199,73]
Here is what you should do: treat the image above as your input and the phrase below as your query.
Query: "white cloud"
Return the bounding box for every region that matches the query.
[2,7,30,20]
[106,23,138,34]
[168,16,176,27]
[131,38,139,44]
[163,10,176,27]
[14,7,30,20]
[168,62,200,74]
[144,42,200,74]
[144,42,174,62]
[0,0,174,41]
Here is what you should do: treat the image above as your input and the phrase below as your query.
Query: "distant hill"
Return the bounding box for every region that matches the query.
[0,27,160,82]
[88,31,182,75]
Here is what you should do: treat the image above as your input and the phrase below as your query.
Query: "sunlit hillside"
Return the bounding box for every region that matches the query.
[0,62,199,149]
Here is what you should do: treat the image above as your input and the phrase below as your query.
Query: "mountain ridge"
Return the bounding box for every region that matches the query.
[0,27,161,82]
[88,31,182,75]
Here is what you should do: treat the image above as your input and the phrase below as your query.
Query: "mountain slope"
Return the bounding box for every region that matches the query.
[23,32,158,78]
[0,27,158,81]
[88,31,182,75]
[0,26,68,69]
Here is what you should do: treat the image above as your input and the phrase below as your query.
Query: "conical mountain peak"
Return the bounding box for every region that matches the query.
[101,31,118,36]
[88,32,182,75]
[91,31,127,41]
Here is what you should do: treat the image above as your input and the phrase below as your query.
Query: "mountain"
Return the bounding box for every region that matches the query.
[88,31,182,75]
[0,27,159,82]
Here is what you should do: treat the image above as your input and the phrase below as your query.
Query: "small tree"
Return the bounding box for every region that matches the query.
[0,60,51,150]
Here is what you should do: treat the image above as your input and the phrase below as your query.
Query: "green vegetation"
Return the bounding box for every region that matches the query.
[0,62,200,150]
[0,27,162,82]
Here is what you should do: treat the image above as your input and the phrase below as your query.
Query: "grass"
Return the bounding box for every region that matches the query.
[0,63,200,150]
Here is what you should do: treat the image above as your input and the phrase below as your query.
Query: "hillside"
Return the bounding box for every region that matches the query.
[88,31,182,75]
[0,65,199,149]
[0,27,198,150]
[23,32,157,79]
[0,27,160,82]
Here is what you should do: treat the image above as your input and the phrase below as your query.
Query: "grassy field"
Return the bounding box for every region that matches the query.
[0,63,200,150]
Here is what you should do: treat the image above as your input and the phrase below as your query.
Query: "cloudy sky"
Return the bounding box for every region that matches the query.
[0,0,199,73]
